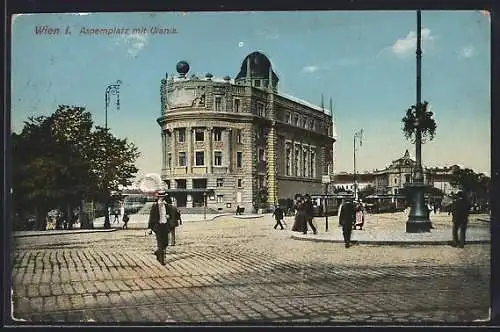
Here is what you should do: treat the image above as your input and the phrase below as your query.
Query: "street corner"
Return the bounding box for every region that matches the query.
[234,213,265,220]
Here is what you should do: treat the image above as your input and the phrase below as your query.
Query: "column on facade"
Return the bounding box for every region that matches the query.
[161,130,166,170]
[266,122,277,205]
[207,127,213,173]
[170,129,176,168]
[166,129,172,170]
[187,127,193,173]
[225,128,232,173]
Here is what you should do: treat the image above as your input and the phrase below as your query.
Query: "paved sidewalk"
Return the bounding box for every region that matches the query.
[10,214,490,323]
[288,212,490,245]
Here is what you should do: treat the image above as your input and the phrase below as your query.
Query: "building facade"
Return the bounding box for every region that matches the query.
[332,150,458,200]
[157,52,336,212]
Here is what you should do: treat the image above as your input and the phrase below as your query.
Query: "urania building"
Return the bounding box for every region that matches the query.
[157,51,336,212]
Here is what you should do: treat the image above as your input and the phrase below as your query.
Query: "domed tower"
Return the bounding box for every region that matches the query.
[235,51,279,91]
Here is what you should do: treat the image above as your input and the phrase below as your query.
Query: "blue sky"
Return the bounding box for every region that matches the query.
[11,11,491,178]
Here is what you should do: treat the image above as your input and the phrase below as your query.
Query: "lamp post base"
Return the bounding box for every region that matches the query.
[405,182,431,233]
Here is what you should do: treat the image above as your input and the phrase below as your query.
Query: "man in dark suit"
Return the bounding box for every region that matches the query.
[303,194,317,235]
[339,198,356,248]
[148,191,175,265]
[451,191,470,248]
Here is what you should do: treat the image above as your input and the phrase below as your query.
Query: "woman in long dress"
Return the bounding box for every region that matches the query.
[292,195,307,232]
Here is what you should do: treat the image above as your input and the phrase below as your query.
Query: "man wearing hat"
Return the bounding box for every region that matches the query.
[451,191,470,248]
[148,190,175,265]
[339,197,356,248]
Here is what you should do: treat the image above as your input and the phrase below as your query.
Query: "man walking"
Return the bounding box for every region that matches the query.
[168,199,182,246]
[303,194,317,235]
[148,191,174,265]
[339,198,356,248]
[452,191,470,248]
[272,205,285,230]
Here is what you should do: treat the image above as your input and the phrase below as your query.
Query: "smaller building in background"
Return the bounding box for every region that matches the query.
[332,150,459,201]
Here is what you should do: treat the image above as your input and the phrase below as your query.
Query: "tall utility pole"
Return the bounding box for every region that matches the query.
[104,80,122,130]
[406,10,432,233]
[353,129,363,201]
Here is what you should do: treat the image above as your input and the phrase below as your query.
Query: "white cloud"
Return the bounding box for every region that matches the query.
[460,45,476,58]
[389,28,437,56]
[302,65,319,73]
[256,27,280,40]
[117,33,149,57]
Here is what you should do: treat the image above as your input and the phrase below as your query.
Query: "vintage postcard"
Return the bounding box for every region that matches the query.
[9,10,491,324]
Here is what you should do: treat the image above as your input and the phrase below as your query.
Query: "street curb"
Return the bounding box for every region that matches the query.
[234,214,265,220]
[290,234,490,245]
[13,229,118,238]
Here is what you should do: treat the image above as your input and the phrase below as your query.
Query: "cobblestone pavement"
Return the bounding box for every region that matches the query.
[10,214,490,324]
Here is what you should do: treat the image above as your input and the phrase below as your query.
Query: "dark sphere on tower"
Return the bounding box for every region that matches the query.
[176,61,190,75]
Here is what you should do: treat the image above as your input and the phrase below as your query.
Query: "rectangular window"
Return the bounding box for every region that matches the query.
[254,79,261,87]
[237,152,243,168]
[195,129,204,142]
[294,114,300,126]
[237,129,242,143]
[195,151,205,166]
[302,117,308,128]
[168,153,172,168]
[286,112,291,123]
[214,151,223,166]
[217,195,224,203]
[237,179,243,188]
[178,152,186,167]
[405,174,411,183]
[213,128,222,142]
[178,128,185,143]
[258,148,265,162]
[176,179,186,189]
[216,178,224,187]
[257,103,265,117]
[309,119,314,130]
[214,96,222,111]
[234,98,241,112]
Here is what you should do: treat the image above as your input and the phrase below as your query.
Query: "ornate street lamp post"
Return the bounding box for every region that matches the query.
[102,80,121,229]
[353,129,363,201]
[404,10,436,233]
[105,80,122,130]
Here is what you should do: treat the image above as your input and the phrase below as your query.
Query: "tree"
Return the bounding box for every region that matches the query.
[11,105,140,230]
[402,101,437,143]
[358,185,376,200]
[87,127,140,228]
[450,167,490,204]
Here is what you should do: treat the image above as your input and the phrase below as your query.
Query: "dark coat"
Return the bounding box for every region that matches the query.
[339,201,356,229]
[148,202,177,231]
[273,207,284,220]
[452,197,470,224]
